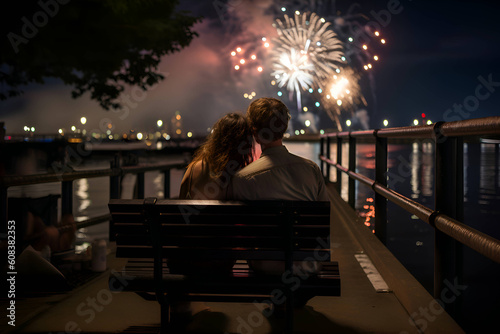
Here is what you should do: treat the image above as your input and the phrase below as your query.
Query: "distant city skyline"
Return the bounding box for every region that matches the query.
[1,0,499,135]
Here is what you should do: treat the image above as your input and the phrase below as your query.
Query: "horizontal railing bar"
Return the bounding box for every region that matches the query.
[319,116,500,140]
[350,130,376,138]
[434,214,500,264]
[76,213,112,229]
[440,116,500,137]
[321,153,500,264]
[372,183,434,223]
[337,131,350,138]
[122,162,185,174]
[1,162,186,188]
[376,125,435,139]
[0,169,117,187]
[347,170,374,187]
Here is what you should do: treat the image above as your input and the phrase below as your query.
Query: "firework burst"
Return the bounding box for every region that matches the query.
[321,66,367,130]
[271,12,344,111]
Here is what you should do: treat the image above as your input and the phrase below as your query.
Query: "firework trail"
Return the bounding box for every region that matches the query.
[271,12,344,111]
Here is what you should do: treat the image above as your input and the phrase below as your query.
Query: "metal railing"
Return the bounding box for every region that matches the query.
[319,116,500,316]
[1,156,186,240]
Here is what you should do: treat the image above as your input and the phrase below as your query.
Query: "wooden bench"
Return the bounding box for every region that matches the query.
[108,198,340,333]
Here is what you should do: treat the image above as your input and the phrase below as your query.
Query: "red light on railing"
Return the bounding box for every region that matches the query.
[421,113,426,118]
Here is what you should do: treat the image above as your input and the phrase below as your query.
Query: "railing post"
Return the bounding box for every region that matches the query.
[320,136,325,177]
[163,170,170,199]
[109,155,121,242]
[110,155,121,200]
[348,134,356,209]
[61,180,73,216]
[375,134,388,244]
[434,130,464,318]
[1,187,7,233]
[137,172,145,199]
[336,137,342,193]
[326,137,331,181]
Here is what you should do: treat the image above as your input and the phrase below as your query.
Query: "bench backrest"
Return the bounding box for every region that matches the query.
[109,198,331,262]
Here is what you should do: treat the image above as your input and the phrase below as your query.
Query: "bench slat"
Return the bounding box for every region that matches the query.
[116,247,330,261]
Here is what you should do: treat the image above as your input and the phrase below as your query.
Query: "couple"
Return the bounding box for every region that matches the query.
[180,97,328,203]
[176,97,330,315]
[179,97,329,277]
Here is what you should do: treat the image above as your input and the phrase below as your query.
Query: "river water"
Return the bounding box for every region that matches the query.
[7,140,500,332]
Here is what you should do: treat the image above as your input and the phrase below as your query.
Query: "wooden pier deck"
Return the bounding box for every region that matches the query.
[6,182,464,333]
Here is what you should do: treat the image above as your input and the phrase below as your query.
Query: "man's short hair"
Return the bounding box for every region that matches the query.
[247,97,291,143]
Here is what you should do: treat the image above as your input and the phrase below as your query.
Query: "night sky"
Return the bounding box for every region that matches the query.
[1,0,499,134]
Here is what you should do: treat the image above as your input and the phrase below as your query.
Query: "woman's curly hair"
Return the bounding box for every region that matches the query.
[190,112,253,179]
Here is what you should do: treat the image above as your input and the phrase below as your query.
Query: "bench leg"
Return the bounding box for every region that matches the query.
[285,291,293,333]
[160,302,170,334]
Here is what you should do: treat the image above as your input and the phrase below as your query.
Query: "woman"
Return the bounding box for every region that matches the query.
[173,113,253,274]
[179,112,253,199]
[172,113,254,318]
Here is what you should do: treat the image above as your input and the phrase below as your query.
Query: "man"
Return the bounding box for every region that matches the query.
[229,97,328,202]
[228,97,330,308]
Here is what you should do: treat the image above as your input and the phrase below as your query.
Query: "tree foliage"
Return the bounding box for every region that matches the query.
[0,0,201,109]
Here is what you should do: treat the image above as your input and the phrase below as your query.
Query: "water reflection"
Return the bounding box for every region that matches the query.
[410,140,433,199]
[480,143,499,204]
[75,178,91,217]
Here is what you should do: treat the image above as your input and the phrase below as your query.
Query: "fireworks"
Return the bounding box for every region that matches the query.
[271,12,344,110]
[321,66,367,130]
[224,1,389,131]
[272,48,314,96]
[229,37,269,74]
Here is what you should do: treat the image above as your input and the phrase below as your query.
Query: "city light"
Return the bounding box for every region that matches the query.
[427,120,433,125]
[346,120,351,127]
[187,131,193,138]
[383,119,389,127]
[157,120,163,127]
[137,132,143,140]
[58,129,63,134]
[31,127,35,132]
[71,125,76,131]
[305,120,311,127]
[413,119,419,126]
[80,117,87,125]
